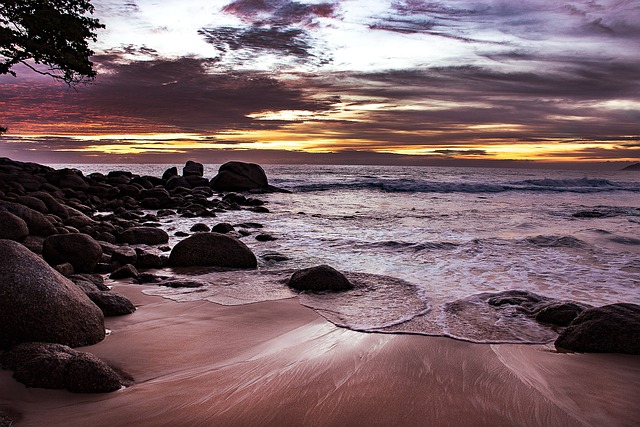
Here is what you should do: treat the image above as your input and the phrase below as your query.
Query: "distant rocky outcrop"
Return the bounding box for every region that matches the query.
[169,232,257,268]
[288,265,354,292]
[621,162,640,171]
[555,303,640,354]
[0,239,105,349]
[1,342,128,393]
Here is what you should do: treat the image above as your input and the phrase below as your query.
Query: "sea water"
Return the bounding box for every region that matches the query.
[64,164,640,343]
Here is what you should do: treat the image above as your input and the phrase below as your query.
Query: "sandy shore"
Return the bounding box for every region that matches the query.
[1,284,639,427]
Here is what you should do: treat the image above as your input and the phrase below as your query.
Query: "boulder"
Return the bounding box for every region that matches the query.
[0,210,29,241]
[183,160,204,177]
[162,166,178,181]
[169,232,257,268]
[86,291,136,316]
[43,233,103,273]
[166,175,190,190]
[555,303,640,354]
[118,226,169,245]
[288,265,353,292]
[109,263,139,280]
[1,342,125,393]
[0,200,57,236]
[210,161,269,192]
[0,240,105,349]
[211,223,235,234]
[190,223,210,232]
[534,301,591,326]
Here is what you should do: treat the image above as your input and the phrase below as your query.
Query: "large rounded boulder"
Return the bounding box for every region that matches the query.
[555,303,640,354]
[169,232,257,268]
[43,233,103,273]
[0,210,29,241]
[1,342,125,393]
[288,265,353,292]
[0,239,105,349]
[118,226,169,245]
[210,161,269,192]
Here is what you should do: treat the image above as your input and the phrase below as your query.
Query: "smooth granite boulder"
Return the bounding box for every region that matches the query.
[169,232,257,268]
[288,265,353,292]
[0,240,105,349]
[0,210,29,241]
[118,226,169,245]
[210,161,269,192]
[555,303,640,354]
[1,342,125,393]
[0,200,57,236]
[43,233,103,273]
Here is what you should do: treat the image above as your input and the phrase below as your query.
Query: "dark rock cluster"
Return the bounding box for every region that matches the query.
[0,158,280,394]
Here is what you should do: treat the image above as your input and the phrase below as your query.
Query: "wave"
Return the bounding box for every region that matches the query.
[354,240,459,251]
[288,177,640,194]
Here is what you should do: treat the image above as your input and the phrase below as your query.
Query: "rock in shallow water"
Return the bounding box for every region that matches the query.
[288,265,353,292]
[555,303,640,354]
[0,239,105,349]
[169,232,257,268]
[118,226,169,245]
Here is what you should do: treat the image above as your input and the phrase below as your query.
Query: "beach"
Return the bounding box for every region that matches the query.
[2,283,639,427]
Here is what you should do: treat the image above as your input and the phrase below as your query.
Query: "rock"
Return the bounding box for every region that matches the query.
[86,291,136,316]
[288,265,353,292]
[16,195,49,213]
[0,200,57,236]
[157,279,206,288]
[118,226,169,245]
[0,240,105,349]
[0,410,11,427]
[65,352,125,393]
[183,160,204,177]
[555,303,640,354]
[43,233,103,273]
[110,246,138,265]
[69,274,110,292]
[169,232,257,268]
[190,223,210,232]
[261,253,290,262]
[0,210,29,241]
[53,262,75,276]
[1,342,125,393]
[109,263,139,280]
[135,248,166,268]
[255,233,277,242]
[210,161,269,192]
[534,301,591,326]
[572,211,606,218]
[211,223,235,234]
[162,166,178,181]
[166,175,190,190]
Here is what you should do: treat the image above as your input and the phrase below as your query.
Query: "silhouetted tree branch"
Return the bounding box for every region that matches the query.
[1,0,104,134]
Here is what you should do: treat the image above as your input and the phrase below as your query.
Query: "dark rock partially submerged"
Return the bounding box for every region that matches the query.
[118,226,169,245]
[0,240,105,349]
[555,303,640,354]
[169,232,257,268]
[288,265,353,292]
[1,342,127,393]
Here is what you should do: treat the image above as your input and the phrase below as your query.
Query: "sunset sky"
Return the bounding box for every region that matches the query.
[1,0,639,167]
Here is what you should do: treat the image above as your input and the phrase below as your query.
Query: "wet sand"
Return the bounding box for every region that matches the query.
[1,284,639,427]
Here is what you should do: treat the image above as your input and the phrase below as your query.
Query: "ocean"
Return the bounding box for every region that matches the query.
[61,164,640,344]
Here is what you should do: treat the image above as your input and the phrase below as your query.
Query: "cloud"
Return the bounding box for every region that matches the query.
[221,0,338,27]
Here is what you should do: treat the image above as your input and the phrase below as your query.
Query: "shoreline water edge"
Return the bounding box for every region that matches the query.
[0,157,639,426]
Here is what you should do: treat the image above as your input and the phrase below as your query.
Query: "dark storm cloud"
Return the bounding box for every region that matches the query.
[221,0,338,26]
[199,1,337,66]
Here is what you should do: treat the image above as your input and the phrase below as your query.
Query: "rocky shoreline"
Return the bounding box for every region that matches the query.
[0,157,639,424]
